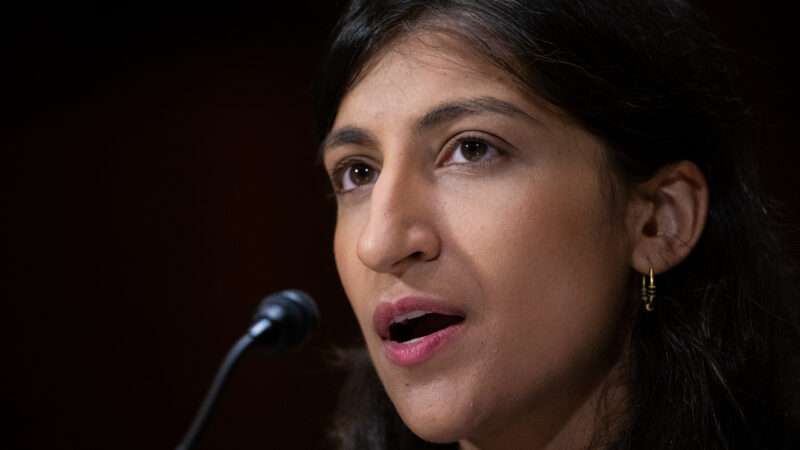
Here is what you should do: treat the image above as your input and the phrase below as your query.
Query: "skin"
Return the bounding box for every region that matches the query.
[322,31,708,450]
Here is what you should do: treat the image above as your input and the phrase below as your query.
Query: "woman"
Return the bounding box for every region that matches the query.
[315,1,799,449]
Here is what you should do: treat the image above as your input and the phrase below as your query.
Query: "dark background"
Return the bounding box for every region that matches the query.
[3,2,799,449]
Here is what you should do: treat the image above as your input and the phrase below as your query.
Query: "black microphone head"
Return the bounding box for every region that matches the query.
[252,290,319,352]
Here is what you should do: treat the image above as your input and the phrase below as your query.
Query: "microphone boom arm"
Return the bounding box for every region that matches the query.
[175,290,318,450]
[176,324,260,450]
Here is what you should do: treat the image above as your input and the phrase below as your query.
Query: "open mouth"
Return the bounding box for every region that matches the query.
[388,312,465,343]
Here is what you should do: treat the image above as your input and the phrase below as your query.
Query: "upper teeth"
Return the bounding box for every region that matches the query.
[392,310,429,324]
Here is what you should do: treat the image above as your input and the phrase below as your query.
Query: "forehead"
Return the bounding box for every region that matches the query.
[332,32,530,128]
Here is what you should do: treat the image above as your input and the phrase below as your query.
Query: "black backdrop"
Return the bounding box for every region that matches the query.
[4,2,799,449]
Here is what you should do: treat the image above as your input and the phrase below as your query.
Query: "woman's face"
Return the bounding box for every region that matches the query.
[323,33,634,446]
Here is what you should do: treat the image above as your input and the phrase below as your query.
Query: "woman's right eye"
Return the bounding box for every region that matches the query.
[332,161,380,193]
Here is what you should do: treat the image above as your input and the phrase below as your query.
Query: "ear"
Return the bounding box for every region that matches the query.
[627,161,709,274]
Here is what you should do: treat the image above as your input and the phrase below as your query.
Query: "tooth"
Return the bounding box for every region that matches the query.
[392,310,429,324]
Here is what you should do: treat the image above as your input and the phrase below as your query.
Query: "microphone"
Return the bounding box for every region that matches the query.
[249,290,319,352]
[176,290,319,450]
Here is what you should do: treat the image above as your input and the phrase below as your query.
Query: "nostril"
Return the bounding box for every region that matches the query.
[356,210,441,273]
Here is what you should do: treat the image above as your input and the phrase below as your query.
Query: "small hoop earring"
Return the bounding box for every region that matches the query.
[641,268,656,312]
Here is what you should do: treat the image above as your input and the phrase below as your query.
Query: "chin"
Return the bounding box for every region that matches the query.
[398,406,471,444]
[383,376,483,445]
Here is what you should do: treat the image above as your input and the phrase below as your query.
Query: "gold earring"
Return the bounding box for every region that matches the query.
[641,268,656,312]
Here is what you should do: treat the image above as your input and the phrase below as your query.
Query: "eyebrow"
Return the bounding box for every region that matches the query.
[319,96,537,161]
[319,127,377,160]
[416,96,536,131]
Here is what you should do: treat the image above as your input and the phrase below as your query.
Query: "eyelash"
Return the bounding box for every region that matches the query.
[328,134,507,195]
[330,157,376,194]
[442,134,506,167]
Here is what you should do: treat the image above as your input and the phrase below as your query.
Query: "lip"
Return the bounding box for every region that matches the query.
[373,296,466,366]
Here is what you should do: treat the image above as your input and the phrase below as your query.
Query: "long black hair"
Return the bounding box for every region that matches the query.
[315,1,800,449]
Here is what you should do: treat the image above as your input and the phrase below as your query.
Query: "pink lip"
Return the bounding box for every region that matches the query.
[383,323,464,366]
[373,296,465,367]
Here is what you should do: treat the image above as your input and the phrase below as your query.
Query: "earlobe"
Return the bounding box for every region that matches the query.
[628,161,709,274]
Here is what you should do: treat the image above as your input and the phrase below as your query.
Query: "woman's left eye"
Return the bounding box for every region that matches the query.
[444,138,501,165]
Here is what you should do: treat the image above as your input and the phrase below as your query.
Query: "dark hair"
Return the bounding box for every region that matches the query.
[316,1,800,449]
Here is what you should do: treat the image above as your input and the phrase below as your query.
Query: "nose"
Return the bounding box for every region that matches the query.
[356,164,441,275]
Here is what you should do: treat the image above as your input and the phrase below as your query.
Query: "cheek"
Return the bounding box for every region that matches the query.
[334,207,393,350]
[428,166,631,435]
[333,213,370,329]
[445,162,630,372]
[446,164,621,290]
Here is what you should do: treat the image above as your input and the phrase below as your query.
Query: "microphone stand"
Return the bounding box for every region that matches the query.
[175,290,318,450]
[175,320,267,450]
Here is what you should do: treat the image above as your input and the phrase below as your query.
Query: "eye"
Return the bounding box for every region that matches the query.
[444,137,502,165]
[332,160,380,193]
